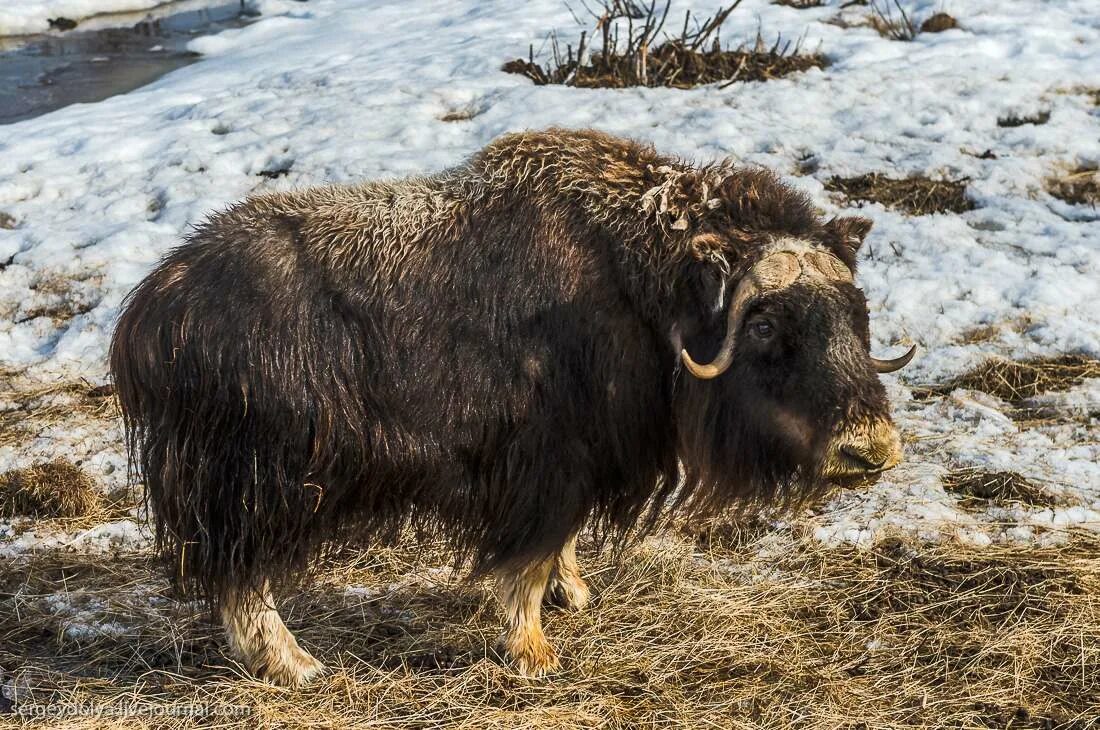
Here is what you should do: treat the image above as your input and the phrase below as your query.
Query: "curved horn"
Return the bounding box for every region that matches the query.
[681,275,759,379]
[871,344,917,373]
[681,252,801,380]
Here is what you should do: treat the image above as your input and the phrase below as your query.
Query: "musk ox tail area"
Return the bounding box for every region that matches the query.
[110,237,367,613]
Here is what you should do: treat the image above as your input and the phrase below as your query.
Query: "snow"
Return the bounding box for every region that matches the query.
[0,0,164,35]
[0,0,1097,560]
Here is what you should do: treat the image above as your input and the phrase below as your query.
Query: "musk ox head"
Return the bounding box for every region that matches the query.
[656,170,914,510]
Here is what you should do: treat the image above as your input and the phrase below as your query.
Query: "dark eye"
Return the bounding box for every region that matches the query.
[749,319,775,339]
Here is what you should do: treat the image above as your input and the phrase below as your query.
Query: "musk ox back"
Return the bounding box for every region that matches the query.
[111,128,914,685]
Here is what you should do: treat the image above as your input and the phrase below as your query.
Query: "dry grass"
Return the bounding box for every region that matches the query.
[771,0,824,8]
[913,354,1100,426]
[0,460,103,520]
[0,378,118,450]
[942,469,1058,509]
[440,107,484,122]
[2,526,1098,728]
[825,172,974,215]
[502,1,827,89]
[919,12,957,33]
[832,5,956,40]
[1048,164,1100,207]
[867,0,917,41]
[15,272,103,326]
[0,211,16,230]
[998,110,1051,128]
[920,355,1100,403]
[955,317,1034,346]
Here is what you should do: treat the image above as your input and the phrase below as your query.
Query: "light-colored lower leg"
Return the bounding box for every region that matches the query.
[497,557,559,677]
[221,582,324,687]
[546,533,590,611]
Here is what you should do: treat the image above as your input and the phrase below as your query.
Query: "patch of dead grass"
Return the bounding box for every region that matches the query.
[1048,163,1100,207]
[921,354,1100,403]
[440,106,484,122]
[914,354,1100,426]
[0,379,117,451]
[867,0,917,41]
[998,110,1051,127]
[825,172,974,215]
[771,0,824,8]
[15,271,103,326]
[0,459,103,520]
[919,12,957,33]
[503,1,827,89]
[942,469,1057,508]
[2,528,1098,728]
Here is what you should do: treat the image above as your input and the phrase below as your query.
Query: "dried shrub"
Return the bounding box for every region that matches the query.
[503,1,827,89]
[825,172,974,215]
[1047,164,1100,207]
[868,0,917,41]
[0,460,102,519]
[942,469,1057,508]
[919,12,957,33]
[772,0,825,8]
[997,110,1050,127]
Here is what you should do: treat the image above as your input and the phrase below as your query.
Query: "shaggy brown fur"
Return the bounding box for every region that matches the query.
[110,128,904,682]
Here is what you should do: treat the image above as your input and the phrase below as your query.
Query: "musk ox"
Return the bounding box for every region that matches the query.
[110,128,914,685]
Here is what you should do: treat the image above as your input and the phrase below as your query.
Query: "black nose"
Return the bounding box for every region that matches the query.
[840,444,888,472]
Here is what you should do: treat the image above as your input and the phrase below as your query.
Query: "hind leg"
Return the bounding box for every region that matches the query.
[221,582,324,687]
[497,556,559,677]
[545,533,590,611]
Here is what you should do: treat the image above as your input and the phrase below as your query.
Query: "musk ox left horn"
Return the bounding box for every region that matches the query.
[681,251,801,380]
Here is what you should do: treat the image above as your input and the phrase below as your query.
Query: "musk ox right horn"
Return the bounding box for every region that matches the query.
[681,252,801,380]
[871,344,917,373]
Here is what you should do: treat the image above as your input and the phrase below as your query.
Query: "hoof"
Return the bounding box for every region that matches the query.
[500,635,560,678]
[545,574,590,612]
[250,644,325,688]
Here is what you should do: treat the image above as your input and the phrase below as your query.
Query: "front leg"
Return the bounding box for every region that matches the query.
[545,533,590,611]
[496,556,559,677]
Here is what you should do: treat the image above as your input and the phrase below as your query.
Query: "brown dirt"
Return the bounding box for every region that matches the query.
[0,459,103,519]
[942,469,1057,508]
[825,172,974,215]
[2,528,1097,728]
[503,2,827,89]
[1048,164,1100,207]
[919,12,957,33]
[0,211,16,229]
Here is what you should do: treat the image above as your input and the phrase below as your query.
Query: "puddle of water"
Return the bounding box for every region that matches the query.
[0,0,257,126]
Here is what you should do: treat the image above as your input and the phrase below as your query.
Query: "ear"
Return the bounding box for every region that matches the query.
[823,216,873,269]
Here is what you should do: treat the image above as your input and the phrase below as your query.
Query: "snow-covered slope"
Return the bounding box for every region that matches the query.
[0,0,1097,553]
[0,0,166,35]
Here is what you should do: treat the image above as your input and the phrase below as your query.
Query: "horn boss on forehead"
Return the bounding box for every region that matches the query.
[680,246,850,379]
